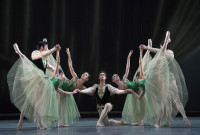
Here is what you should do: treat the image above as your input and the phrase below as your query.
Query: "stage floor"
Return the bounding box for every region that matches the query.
[0,117,199,135]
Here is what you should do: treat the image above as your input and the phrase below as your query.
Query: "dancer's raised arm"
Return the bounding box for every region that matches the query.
[139,47,145,78]
[122,50,133,81]
[52,45,61,78]
[140,39,159,53]
[66,48,78,81]
[31,44,60,60]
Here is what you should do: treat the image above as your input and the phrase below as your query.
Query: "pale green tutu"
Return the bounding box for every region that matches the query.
[145,49,188,125]
[122,50,152,124]
[45,54,80,125]
[7,56,58,128]
[56,93,80,125]
[122,94,145,124]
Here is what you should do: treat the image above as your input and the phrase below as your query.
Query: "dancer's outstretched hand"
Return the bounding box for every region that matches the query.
[66,48,70,54]
[128,50,133,57]
[73,89,78,94]
[124,89,132,93]
[139,44,147,50]
[54,44,61,51]
[76,89,82,93]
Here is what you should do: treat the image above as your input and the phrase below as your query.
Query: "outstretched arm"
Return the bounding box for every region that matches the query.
[122,50,133,81]
[57,88,77,95]
[139,47,145,77]
[66,48,78,80]
[31,46,58,60]
[107,84,129,95]
[140,42,159,54]
[78,84,97,96]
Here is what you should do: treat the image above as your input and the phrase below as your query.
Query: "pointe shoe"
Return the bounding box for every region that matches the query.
[96,123,104,127]
[161,123,170,127]
[13,43,24,58]
[16,121,23,130]
[131,123,139,126]
[39,126,47,130]
[154,123,160,128]
[63,124,69,127]
[120,120,128,125]
[184,118,191,127]
[138,122,144,126]
[58,124,63,127]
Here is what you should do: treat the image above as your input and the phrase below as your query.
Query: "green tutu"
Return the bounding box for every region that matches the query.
[7,56,58,128]
[122,50,152,124]
[51,78,80,125]
[122,93,145,124]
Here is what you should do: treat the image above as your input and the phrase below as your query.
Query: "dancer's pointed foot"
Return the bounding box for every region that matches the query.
[184,118,191,127]
[16,121,23,130]
[96,122,104,127]
[131,123,139,126]
[63,124,69,127]
[120,120,128,125]
[58,124,63,127]
[154,123,160,128]
[39,126,47,130]
[13,43,24,58]
[161,123,170,127]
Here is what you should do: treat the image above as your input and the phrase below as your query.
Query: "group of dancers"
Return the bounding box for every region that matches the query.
[7,31,190,130]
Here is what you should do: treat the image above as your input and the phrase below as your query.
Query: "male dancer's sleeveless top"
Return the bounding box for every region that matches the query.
[32,58,46,73]
[94,85,110,105]
[51,78,74,92]
[125,79,146,94]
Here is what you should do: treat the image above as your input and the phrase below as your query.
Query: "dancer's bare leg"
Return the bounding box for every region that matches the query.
[171,80,190,127]
[16,112,23,130]
[155,76,165,128]
[161,95,172,127]
[96,103,112,127]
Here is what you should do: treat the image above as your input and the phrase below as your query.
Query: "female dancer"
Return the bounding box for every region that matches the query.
[7,44,77,129]
[51,49,80,127]
[38,39,80,127]
[141,31,190,127]
[66,48,90,90]
[112,47,147,125]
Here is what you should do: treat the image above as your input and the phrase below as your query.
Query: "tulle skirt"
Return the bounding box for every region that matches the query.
[7,56,58,128]
[144,50,188,125]
[46,54,80,125]
[56,93,80,125]
[121,94,145,124]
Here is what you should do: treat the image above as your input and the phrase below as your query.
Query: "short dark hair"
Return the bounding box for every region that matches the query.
[36,41,48,50]
[99,71,107,77]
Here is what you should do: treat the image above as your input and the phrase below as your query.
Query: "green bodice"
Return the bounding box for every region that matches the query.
[51,78,74,92]
[125,81,139,94]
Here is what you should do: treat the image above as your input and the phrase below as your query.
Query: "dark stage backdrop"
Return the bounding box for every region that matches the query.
[0,0,200,116]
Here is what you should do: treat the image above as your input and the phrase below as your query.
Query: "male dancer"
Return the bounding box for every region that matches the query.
[16,40,60,130]
[78,72,130,127]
